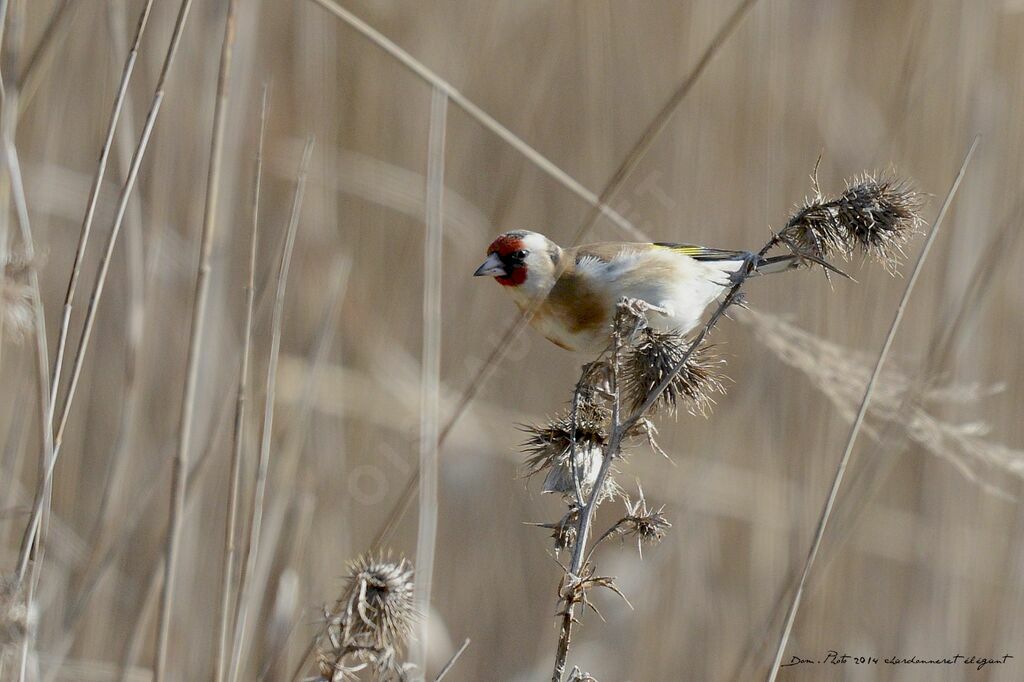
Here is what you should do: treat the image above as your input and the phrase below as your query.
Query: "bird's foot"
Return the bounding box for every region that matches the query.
[617,297,669,318]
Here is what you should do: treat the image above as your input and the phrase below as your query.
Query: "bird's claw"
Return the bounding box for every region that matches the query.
[617,297,669,318]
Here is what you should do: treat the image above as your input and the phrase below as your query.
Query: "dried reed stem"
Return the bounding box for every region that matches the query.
[229,137,316,682]
[215,83,267,682]
[16,0,196,580]
[153,1,240,675]
[247,257,352,682]
[47,0,153,425]
[272,256,352,487]
[412,86,447,675]
[434,638,471,682]
[765,136,979,682]
[114,395,238,682]
[83,0,157,575]
[46,392,237,677]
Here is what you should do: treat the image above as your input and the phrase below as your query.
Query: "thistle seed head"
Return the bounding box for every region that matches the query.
[620,329,726,417]
[781,173,923,271]
[333,555,417,652]
[837,175,924,270]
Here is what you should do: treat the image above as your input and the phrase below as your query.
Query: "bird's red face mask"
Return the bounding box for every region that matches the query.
[474,236,529,286]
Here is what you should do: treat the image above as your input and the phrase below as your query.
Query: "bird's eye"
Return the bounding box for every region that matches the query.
[513,249,529,260]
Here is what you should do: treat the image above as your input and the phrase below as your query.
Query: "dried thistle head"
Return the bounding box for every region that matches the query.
[317,556,418,681]
[316,643,414,682]
[620,329,726,417]
[837,175,924,270]
[781,173,923,271]
[333,555,417,652]
[617,487,671,557]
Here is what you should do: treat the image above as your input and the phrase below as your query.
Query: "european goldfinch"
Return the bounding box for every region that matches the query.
[473,230,799,353]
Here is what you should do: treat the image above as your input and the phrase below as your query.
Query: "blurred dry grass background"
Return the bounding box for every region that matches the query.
[2,0,1024,680]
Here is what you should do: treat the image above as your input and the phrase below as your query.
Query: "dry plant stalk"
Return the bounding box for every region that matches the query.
[215,80,266,682]
[15,0,195,606]
[524,171,924,681]
[155,0,240,677]
[229,136,316,682]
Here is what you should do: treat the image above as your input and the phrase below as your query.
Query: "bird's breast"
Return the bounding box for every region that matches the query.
[513,272,612,353]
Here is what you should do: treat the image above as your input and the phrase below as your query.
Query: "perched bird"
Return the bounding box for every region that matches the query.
[473,230,800,353]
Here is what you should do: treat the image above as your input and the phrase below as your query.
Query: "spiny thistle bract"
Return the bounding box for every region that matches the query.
[616,489,671,557]
[620,328,726,417]
[781,174,924,271]
[527,508,580,553]
[316,555,418,682]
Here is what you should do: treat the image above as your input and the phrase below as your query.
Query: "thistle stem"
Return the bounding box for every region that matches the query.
[550,237,776,681]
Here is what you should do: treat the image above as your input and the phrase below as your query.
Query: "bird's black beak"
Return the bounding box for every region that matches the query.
[473,252,507,277]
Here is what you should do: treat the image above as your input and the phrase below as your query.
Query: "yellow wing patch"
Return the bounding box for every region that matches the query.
[652,242,745,261]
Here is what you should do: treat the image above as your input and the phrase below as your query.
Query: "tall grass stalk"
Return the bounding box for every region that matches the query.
[229,136,315,682]
[16,0,197,583]
[43,393,238,678]
[154,0,240,676]
[249,255,352,682]
[412,86,447,675]
[83,0,158,573]
[765,136,979,682]
[216,83,268,682]
[47,0,154,425]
